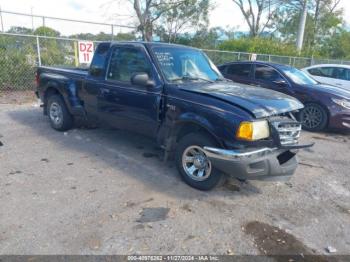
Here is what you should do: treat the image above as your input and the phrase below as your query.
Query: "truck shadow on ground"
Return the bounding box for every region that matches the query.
[7,107,261,200]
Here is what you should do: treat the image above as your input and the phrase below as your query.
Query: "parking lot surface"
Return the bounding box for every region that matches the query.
[0,103,349,255]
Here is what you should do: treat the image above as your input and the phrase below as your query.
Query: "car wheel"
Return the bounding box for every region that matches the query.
[47,95,73,131]
[300,103,328,132]
[175,133,223,190]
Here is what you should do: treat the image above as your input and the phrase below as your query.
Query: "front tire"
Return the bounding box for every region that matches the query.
[47,95,73,131]
[300,103,328,132]
[175,133,223,190]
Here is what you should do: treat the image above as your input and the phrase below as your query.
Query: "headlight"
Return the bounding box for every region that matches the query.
[332,98,350,109]
[236,120,270,141]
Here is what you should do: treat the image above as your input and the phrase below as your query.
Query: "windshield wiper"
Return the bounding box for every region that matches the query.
[215,77,230,82]
[170,75,214,83]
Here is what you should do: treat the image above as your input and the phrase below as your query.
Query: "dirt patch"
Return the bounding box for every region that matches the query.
[0,91,36,104]
[136,207,170,223]
[244,221,328,261]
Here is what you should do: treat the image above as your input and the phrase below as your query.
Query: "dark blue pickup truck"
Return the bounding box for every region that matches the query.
[36,42,312,190]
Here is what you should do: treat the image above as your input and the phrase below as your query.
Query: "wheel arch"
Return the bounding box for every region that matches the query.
[299,100,331,128]
[43,82,68,115]
[303,101,330,127]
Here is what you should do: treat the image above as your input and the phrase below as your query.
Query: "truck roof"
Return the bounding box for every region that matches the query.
[99,41,199,50]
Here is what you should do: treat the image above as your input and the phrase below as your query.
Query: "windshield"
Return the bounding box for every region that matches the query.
[152,47,223,82]
[282,67,318,85]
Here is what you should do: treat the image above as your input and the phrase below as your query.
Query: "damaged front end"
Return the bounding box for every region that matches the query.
[203,113,314,181]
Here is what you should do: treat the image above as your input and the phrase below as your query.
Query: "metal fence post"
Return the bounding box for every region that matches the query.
[36,35,41,66]
[111,25,114,41]
[0,6,4,32]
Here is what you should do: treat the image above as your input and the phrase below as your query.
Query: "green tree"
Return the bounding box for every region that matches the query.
[320,29,350,59]
[272,0,343,55]
[34,26,60,37]
[156,0,210,43]
[7,26,33,34]
[231,0,282,37]
[110,0,195,41]
[218,37,299,56]
[34,27,66,65]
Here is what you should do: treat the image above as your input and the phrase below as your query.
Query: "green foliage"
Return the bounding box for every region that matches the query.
[271,0,344,56]
[320,30,350,59]
[173,27,224,49]
[0,36,37,91]
[7,26,33,34]
[69,32,136,41]
[156,0,210,43]
[34,26,61,37]
[218,37,300,56]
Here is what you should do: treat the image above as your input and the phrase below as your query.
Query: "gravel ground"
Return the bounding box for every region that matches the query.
[0,103,349,256]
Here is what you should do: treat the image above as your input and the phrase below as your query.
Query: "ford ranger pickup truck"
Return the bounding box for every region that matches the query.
[35,42,312,190]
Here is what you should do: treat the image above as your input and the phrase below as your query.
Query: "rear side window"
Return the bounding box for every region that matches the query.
[308,67,350,80]
[107,47,152,83]
[255,65,283,81]
[308,67,333,77]
[89,43,110,77]
[332,68,350,81]
[227,64,251,77]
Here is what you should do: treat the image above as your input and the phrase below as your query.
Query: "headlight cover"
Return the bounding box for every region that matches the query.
[332,98,350,110]
[236,120,270,141]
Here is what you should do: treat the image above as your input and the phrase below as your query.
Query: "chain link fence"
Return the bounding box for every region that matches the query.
[0,33,101,94]
[203,49,350,68]
[1,32,350,97]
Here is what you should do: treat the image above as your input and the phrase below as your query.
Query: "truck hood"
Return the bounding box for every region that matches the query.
[180,82,304,118]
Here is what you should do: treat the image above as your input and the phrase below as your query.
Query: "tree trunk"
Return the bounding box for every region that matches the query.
[296,0,308,52]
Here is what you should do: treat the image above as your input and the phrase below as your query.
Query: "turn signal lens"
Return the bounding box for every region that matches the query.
[236,121,270,141]
[236,122,254,140]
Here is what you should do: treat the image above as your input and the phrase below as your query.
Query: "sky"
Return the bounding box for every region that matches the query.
[0,0,349,36]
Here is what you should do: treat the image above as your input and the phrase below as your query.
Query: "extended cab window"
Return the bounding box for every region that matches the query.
[227,64,251,77]
[107,47,152,83]
[89,43,110,77]
[255,65,283,82]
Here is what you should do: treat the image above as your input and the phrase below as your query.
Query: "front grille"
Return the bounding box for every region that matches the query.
[271,118,302,146]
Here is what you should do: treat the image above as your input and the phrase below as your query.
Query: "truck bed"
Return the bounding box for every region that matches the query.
[38,66,88,78]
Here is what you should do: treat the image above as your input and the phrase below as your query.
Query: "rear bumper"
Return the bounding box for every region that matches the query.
[203,146,302,181]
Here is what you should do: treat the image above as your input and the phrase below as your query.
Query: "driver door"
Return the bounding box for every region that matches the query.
[98,45,162,137]
[252,64,293,95]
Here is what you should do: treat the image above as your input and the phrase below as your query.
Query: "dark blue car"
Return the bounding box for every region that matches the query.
[36,42,312,190]
[218,61,350,132]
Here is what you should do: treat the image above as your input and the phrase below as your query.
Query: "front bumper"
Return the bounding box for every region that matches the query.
[328,112,350,130]
[203,146,304,181]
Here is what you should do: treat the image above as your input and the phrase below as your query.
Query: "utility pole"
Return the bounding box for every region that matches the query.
[296,0,308,53]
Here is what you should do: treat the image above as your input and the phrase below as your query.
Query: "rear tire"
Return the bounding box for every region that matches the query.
[300,103,328,132]
[175,133,223,190]
[47,95,73,131]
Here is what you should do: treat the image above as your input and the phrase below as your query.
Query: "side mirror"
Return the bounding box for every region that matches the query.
[131,73,155,88]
